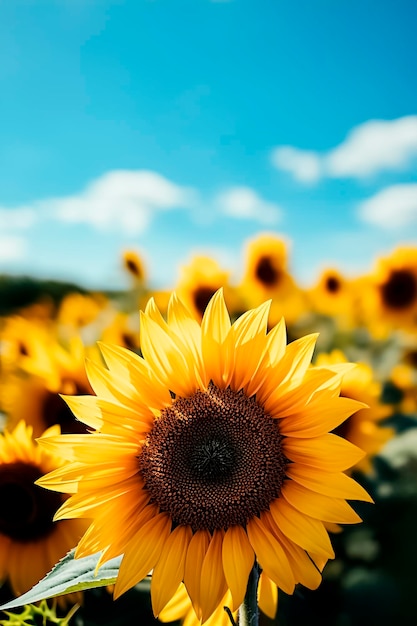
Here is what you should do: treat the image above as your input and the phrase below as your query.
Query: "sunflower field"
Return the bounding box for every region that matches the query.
[0,233,417,626]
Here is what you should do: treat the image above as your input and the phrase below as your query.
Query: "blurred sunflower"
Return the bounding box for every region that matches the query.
[359,246,417,337]
[0,316,50,374]
[238,233,307,325]
[388,345,417,415]
[56,292,108,331]
[122,249,147,286]
[174,255,242,321]
[0,421,86,599]
[306,267,356,327]
[100,311,141,353]
[38,290,371,622]
[315,350,394,474]
[2,325,96,438]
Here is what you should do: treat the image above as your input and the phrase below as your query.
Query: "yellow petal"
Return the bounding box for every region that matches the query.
[184,530,211,618]
[165,294,206,389]
[283,434,365,471]
[282,481,363,524]
[266,317,287,366]
[76,500,156,563]
[114,513,171,599]
[286,465,373,502]
[246,516,295,594]
[62,395,153,436]
[151,525,193,616]
[278,396,368,438]
[158,583,192,623]
[201,289,233,388]
[199,530,228,622]
[84,359,145,411]
[257,573,278,619]
[263,368,337,417]
[229,302,270,392]
[222,526,255,611]
[262,513,322,590]
[54,477,148,520]
[256,333,318,404]
[269,498,334,558]
[97,342,172,410]
[243,317,286,394]
[140,313,199,397]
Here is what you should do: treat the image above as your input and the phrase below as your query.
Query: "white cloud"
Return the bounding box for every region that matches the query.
[0,207,37,229]
[0,235,27,261]
[216,186,283,225]
[271,146,322,183]
[272,116,417,182]
[358,183,417,229]
[44,170,193,235]
[326,116,417,178]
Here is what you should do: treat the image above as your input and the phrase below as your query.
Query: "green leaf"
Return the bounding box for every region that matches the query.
[0,549,122,611]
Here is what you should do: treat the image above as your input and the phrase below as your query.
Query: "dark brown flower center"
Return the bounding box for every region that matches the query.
[326,276,341,293]
[0,462,63,542]
[193,287,216,317]
[42,380,92,434]
[255,256,280,287]
[125,258,143,279]
[138,382,288,531]
[406,350,417,368]
[380,269,417,310]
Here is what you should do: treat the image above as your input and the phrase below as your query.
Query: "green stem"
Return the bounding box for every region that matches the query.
[238,562,261,626]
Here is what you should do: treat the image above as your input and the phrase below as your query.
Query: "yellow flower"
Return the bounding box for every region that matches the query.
[37,290,371,622]
[100,311,140,352]
[174,255,241,321]
[315,350,394,474]
[359,246,417,337]
[238,233,307,325]
[57,292,107,330]
[0,421,86,600]
[122,249,147,284]
[306,267,357,327]
[2,324,95,438]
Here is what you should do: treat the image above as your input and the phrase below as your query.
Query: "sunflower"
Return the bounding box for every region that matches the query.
[56,292,108,331]
[121,249,147,285]
[315,350,394,474]
[0,316,50,375]
[358,246,417,337]
[2,325,96,438]
[100,311,141,353]
[238,233,307,326]
[174,255,241,321]
[306,267,357,328]
[0,421,87,600]
[37,290,371,622]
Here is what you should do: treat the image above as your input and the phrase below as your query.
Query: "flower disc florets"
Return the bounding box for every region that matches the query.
[139,382,287,532]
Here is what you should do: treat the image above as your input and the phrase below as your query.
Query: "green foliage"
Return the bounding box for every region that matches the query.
[0,275,86,315]
[0,551,121,612]
[0,599,78,626]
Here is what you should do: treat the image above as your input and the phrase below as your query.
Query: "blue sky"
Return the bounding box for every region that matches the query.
[1,0,417,292]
